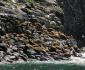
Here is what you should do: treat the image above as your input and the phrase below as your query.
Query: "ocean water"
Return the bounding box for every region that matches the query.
[0,62,85,70]
[0,53,85,70]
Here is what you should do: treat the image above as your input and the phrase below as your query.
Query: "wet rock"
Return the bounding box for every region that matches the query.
[81,47,85,52]
[76,53,82,57]
[52,54,64,60]
[0,1,5,6]
[11,0,17,3]
[14,52,19,57]
[45,0,56,4]
[12,46,18,52]
[12,0,25,3]
[66,38,77,47]
[0,51,4,61]
[49,21,57,29]
[0,43,7,52]
[40,56,49,61]
[9,56,16,60]
[19,54,28,61]
[51,55,58,60]
[63,52,71,58]
[26,48,37,55]
[7,48,12,53]
[0,26,6,35]
[4,55,13,63]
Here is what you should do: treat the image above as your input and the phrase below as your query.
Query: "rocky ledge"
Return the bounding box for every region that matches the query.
[0,0,82,64]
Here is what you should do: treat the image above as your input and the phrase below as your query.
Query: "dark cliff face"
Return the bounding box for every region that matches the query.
[58,0,85,39]
[56,0,85,48]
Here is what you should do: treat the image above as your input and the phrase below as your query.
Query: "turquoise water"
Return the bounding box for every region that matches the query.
[0,63,85,70]
[1,51,85,70]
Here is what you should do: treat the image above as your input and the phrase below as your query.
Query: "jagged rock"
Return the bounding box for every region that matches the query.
[9,56,16,60]
[11,0,25,3]
[4,55,13,63]
[66,38,77,47]
[45,0,56,4]
[26,48,37,55]
[76,53,82,57]
[0,0,83,63]
[0,51,4,61]
[63,52,71,58]
[40,56,49,61]
[0,43,7,52]
[0,1,5,6]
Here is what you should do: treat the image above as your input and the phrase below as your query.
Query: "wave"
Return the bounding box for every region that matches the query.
[1,53,85,66]
[26,52,85,65]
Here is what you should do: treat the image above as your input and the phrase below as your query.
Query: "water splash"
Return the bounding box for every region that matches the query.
[1,53,85,66]
[28,52,85,65]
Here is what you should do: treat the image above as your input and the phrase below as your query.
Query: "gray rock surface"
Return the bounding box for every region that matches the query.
[0,0,82,63]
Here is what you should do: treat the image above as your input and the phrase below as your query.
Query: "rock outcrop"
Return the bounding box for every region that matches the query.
[0,0,82,64]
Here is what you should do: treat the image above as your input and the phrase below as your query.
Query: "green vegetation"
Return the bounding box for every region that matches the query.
[26,0,33,3]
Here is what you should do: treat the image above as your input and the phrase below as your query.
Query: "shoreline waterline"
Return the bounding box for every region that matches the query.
[0,52,85,66]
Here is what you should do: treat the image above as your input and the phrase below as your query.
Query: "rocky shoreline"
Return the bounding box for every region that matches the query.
[0,0,83,64]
